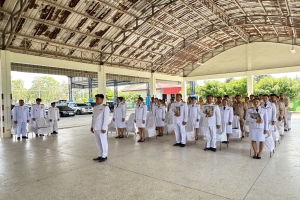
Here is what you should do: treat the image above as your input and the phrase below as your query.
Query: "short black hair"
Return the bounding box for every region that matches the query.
[245,97,249,99]
[263,94,269,97]
[206,94,213,98]
[250,94,254,97]
[36,98,42,101]
[138,97,144,101]
[235,95,241,97]
[190,96,196,99]
[176,93,182,97]
[224,95,229,98]
[95,94,104,99]
[270,94,276,97]
[217,96,222,99]
[117,97,124,101]
[51,102,55,105]
[19,99,24,102]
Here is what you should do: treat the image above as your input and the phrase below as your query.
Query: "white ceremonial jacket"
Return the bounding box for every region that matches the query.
[154,105,166,119]
[169,100,188,124]
[260,101,276,122]
[31,104,46,119]
[91,103,110,131]
[219,105,233,124]
[114,103,126,119]
[246,106,268,130]
[48,107,60,120]
[13,106,30,122]
[134,103,147,120]
[199,103,221,127]
[188,103,200,120]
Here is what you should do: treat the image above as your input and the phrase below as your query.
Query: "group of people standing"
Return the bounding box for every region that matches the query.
[89,92,289,163]
[12,98,60,140]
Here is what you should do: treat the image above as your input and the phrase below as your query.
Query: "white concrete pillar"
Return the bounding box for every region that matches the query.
[97,65,106,103]
[0,50,12,138]
[247,71,254,96]
[150,72,156,97]
[181,79,187,102]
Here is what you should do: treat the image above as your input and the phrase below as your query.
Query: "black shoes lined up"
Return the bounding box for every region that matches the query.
[173,143,185,147]
[204,147,217,152]
[93,157,108,162]
[17,136,28,140]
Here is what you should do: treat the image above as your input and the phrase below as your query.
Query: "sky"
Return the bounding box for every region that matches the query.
[11,71,300,89]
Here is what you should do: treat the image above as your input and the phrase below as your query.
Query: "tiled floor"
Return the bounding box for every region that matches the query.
[1,114,300,200]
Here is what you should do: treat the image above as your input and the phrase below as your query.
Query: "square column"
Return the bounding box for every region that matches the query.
[150,72,156,97]
[247,71,254,96]
[0,50,12,138]
[98,65,106,103]
[181,80,187,102]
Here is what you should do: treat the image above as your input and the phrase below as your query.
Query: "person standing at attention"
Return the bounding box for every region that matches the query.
[154,99,166,137]
[48,102,60,134]
[91,94,110,163]
[31,98,46,137]
[134,97,147,142]
[113,97,126,138]
[13,100,30,140]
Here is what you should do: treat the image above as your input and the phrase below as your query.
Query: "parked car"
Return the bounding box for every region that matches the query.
[106,101,114,113]
[56,106,75,117]
[68,102,93,115]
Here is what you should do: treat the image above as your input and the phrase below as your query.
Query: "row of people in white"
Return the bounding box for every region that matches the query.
[113,97,127,138]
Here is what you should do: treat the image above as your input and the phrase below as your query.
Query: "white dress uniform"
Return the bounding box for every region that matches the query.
[48,107,60,132]
[188,103,200,128]
[246,106,268,142]
[170,101,188,144]
[151,103,157,114]
[219,105,233,134]
[91,103,110,158]
[31,104,46,134]
[134,103,147,128]
[154,105,166,127]
[113,103,126,128]
[261,101,276,124]
[199,104,221,148]
[13,106,30,137]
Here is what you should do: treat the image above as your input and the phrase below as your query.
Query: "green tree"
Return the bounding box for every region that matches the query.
[224,77,248,97]
[254,75,271,83]
[254,77,300,100]
[12,79,29,103]
[199,80,226,97]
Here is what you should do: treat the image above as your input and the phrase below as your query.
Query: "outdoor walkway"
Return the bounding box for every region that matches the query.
[1,114,299,200]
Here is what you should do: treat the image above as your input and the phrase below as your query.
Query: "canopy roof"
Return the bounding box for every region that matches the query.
[1,0,300,76]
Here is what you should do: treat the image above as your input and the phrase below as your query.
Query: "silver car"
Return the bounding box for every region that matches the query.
[68,102,93,115]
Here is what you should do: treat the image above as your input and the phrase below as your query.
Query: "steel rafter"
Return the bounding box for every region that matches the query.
[1,0,27,50]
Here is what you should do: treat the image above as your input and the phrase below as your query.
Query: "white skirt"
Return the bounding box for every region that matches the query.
[156,118,164,127]
[194,119,199,128]
[136,119,146,128]
[226,124,232,134]
[249,128,265,142]
[115,118,126,128]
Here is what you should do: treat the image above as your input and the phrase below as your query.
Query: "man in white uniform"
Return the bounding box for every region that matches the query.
[13,100,30,140]
[31,98,46,137]
[220,99,233,144]
[48,102,60,134]
[91,94,110,162]
[170,93,188,147]
[261,94,276,132]
[200,95,221,152]
[188,97,200,140]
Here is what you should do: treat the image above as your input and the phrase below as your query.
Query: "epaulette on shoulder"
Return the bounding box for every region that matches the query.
[103,104,107,106]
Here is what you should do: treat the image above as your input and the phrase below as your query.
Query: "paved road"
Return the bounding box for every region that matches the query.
[58,109,136,129]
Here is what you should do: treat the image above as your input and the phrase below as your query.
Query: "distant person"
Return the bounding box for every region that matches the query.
[134,97,147,142]
[220,99,233,144]
[113,97,126,138]
[13,100,30,140]
[188,97,200,140]
[278,93,289,130]
[31,98,46,137]
[154,99,166,137]
[48,102,60,134]
[232,95,247,138]
[198,97,205,107]
[215,97,222,106]
[167,97,175,112]
[91,94,110,163]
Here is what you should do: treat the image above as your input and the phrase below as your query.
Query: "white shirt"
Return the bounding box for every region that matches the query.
[170,100,188,123]
[48,107,60,120]
[188,103,200,120]
[31,104,46,119]
[246,106,268,130]
[151,103,157,114]
[154,105,166,119]
[13,106,30,122]
[91,104,110,131]
[200,103,221,127]
[261,101,276,122]
[114,103,126,119]
[134,103,147,120]
[219,105,233,124]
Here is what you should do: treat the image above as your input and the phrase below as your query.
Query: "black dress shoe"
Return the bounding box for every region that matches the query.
[39,134,44,136]
[36,134,39,137]
[256,156,261,159]
[252,156,257,159]
[204,147,210,151]
[93,157,101,161]
[180,144,185,147]
[222,141,227,143]
[211,148,217,152]
[173,143,181,146]
[22,136,28,139]
[241,136,245,138]
[53,131,58,134]
[115,136,120,138]
[17,137,21,140]
[99,157,107,162]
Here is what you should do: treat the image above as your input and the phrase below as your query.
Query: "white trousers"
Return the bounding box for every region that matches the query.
[50,120,58,132]
[174,123,186,144]
[203,126,217,148]
[17,122,27,137]
[94,130,108,158]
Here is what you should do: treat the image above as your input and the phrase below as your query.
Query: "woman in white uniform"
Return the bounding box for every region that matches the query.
[154,99,166,137]
[188,97,200,140]
[113,97,126,138]
[134,97,147,142]
[220,99,233,143]
[246,98,268,159]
